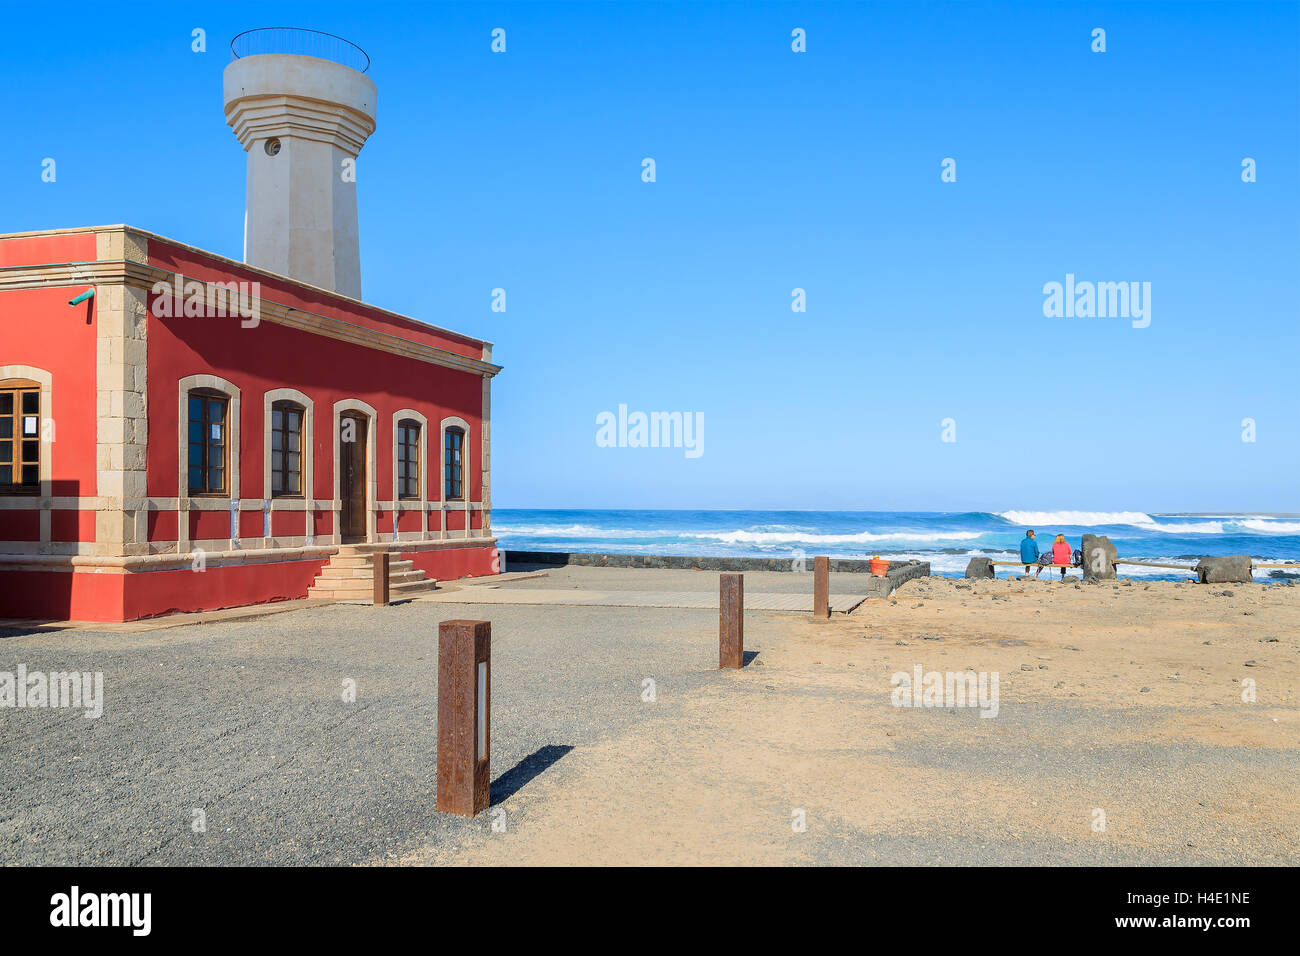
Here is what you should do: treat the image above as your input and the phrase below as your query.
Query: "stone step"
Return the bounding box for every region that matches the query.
[309,570,435,589]
[393,578,436,591]
[334,571,425,586]
[322,557,413,568]
[317,561,416,578]
[307,578,438,601]
[309,546,435,603]
[312,575,423,591]
[328,555,416,569]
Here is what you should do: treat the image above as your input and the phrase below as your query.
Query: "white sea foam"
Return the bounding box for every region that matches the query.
[999,511,1227,533]
[1133,519,1224,534]
[998,510,1156,527]
[1237,519,1300,534]
[682,529,984,546]
[492,524,675,539]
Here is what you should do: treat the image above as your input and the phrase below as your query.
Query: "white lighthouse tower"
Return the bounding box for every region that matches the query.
[223,29,377,299]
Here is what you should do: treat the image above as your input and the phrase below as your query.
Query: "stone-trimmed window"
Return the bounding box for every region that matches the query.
[176,375,241,554]
[443,426,465,501]
[397,419,421,500]
[187,389,230,496]
[0,379,41,495]
[270,401,305,497]
[263,388,312,510]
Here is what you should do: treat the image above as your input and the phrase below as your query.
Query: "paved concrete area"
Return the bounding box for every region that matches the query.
[477,564,869,594]
[426,587,866,613]
[435,564,870,613]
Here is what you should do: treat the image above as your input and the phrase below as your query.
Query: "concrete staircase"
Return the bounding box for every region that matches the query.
[307,545,438,602]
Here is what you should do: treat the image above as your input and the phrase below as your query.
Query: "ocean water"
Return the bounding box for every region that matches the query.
[492,509,1300,581]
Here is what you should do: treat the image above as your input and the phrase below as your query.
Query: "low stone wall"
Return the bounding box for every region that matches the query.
[505,551,877,572]
[504,550,930,596]
[864,560,931,597]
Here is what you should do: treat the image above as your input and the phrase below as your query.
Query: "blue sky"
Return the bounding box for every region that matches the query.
[4,1,1297,512]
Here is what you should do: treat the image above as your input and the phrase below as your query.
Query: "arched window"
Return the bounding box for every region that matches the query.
[397,419,421,500]
[270,400,305,497]
[187,388,229,495]
[0,378,40,495]
[443,426,465,500]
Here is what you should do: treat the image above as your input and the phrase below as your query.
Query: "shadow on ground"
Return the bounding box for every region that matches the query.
[491,744,574,805]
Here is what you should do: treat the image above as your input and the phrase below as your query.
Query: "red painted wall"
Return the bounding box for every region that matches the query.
[148,240,485,361]
[0,569,125,621]
[272,511,305,536]
[403,545,496,582]
[0,559,328,622]
[0,283,100,541]
[189,510,228,541]
[50,509,95,542]
[0,232,97,268]
[144,257,485,508]
[148,511,178,542]
[120,559,326,619]
[0,512,40,542]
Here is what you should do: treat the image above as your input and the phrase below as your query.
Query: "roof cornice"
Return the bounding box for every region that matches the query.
[0,258,502,379]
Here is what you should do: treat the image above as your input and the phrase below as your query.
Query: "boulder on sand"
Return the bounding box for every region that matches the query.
[965,557,995,579]
[1194,555,1253,584]
[1080,534,1117,581]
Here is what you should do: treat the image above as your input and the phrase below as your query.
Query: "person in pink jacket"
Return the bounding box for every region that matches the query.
[1051,534,1072,580]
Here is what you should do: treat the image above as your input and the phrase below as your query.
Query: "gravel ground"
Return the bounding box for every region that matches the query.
[1,572,1296,866]
[0,600,720,865]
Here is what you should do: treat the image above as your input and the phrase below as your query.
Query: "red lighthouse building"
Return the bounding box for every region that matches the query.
[0,33,501,622]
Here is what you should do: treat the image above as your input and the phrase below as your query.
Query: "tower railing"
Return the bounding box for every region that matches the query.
[230,28,370,73]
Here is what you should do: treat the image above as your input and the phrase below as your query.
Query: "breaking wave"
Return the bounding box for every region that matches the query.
[998,510,1155,527]
[682,529,984,545]
[1238,519,1300,534]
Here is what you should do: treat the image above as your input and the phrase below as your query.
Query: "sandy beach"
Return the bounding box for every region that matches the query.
[400,568,1299,865]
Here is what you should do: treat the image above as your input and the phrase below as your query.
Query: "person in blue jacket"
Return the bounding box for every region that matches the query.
[1020,529,1041,578]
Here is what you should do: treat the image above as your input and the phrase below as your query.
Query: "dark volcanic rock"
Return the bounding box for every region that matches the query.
[1194,555,1253,584]
[1080,534,1117,582]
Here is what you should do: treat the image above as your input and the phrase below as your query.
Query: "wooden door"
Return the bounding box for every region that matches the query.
[340,413,368,541]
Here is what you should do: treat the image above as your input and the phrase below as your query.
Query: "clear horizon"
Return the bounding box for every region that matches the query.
[5,1,1297,512]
